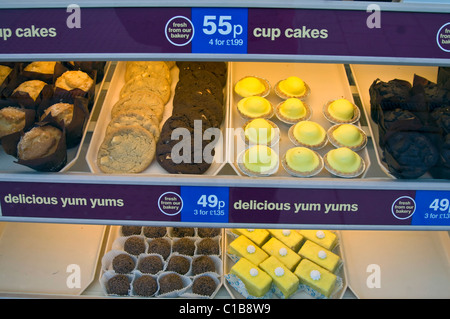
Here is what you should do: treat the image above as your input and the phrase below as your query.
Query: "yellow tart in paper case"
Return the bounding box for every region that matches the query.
[297,230,337,250]
[323,98,359,124]
[289,120,327,149]
[294,258,337,298]
[243,118,279,145]
[261,237,301,271]
[228,235,269,265]
[230,257,272,297]
[237,96,273,119]
[328,123,366,151]
[260,256,299,298]
[268,229,304,252]
[283,147,323,177]
[298,240,341,273]
[241,145,279,176]
[324,147,364,177]
[275,76,310,100]
[232,229,270,246]
[276,98,311,123]
[234,76,270,98]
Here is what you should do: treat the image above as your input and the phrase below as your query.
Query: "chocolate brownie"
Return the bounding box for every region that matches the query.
[175,69,224,102]
[177,61,227,86]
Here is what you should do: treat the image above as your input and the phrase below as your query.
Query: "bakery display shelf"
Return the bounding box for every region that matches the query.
[228,62,371,179]
[223,229,348,299]
[350,64,439,179]
[85,61,228,176]
[0,61,112,174]
[340,230,450,299]
[0,222,107,297]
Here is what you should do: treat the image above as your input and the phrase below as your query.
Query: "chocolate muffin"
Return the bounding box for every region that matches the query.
[172,237,195,256]
[112,253,135,274]
[143,226,166,238]
[192,255,215,275]
[107,274,130,296]
[147,238,171,260]
[166,255,191,275]
[192,276,217,296]
[196,238,220,255]
[121,225,142,236]
[124,236,146,256]
[171,227,195,237]
[137,255,164,274]
[197,228,221,238]
[133,275,158,297]
[158,273,184,295]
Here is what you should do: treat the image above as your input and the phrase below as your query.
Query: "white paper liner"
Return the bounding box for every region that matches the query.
[182,273,222,299]
[166,253,193,275]
[146,236,173,259]
[112,235,148,256]
[157,271,193,298]
[194,236,222,257]
[136,253,166,274]
[101,249,138,273]
[100,270,133,297]
[130,272,159,297]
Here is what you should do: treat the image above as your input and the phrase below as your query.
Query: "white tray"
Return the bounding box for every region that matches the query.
[350,64,439,179]
[86,62,228,176]
[340,230,450,299]
[0,222,106,296]
[223,229,348,299]
[228,62,370,178]
[0,62,111,173]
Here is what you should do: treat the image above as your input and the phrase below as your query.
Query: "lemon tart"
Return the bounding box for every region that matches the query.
[324,147,365,178]
[282,147,323,177]
[275,98,311,124]
[237,96,274,120]
[323,98,360,124]
[239,145,279,176]
[289,121,327,150]
[234,76,270,98]
[275,76,310,100]
[327,124,367,151]
[243,118,280,145]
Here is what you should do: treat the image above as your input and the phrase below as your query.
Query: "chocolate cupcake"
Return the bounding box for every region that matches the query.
[147,238,171,260]
[192,256,215,275]
[121,225,142,236]
[143,226,166,238]
[112,253,135,274]
[107,274,130,296]
[196,238,220,255]
[158,273,184,295]
[133,275,158,297]
[123,236,146,256]
[166,255,191,275]
[172,237,195,256]
[192,275,217,296]
[197,228,220,238]
[137,255,164,274]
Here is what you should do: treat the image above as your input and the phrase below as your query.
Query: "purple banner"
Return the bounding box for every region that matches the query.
[0,7,448,60]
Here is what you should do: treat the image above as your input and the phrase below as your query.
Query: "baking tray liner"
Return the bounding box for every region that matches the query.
[228,62,370,178]
[86,62,229,176]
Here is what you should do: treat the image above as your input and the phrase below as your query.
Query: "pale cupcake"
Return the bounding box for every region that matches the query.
[324,147,365,178]
[237,96,274,119]
[234,76,270,98]
[282,147,323,177]
[275,76,310,100]
[289,120,327,150]
[275,98,311,124]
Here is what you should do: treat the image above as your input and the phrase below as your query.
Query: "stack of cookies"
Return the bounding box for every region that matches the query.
[97,61,174,174]
[156,61,227,174]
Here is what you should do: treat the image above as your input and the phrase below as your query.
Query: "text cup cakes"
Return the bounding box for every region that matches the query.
[282,147,323,177]
[324,147,365,178]
[234,76,270,98]
[236,96,274,120]
[288,120,327,150]
[243,118,280,146]
[327,123,367,151]
[275,76,310,100]
[323,98,360,124]
[238,144,279,177]
[275,98,311,124]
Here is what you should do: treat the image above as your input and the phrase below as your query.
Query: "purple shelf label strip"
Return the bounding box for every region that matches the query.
[0,7,449,59]
[0,181,448,227]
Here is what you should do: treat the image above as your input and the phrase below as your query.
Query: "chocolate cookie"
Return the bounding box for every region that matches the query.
[177,61,227,87]
[175,69,224,102]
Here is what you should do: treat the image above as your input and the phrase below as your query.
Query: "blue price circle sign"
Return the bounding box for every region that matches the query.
[180,186,229,223]
[191,7,248,54]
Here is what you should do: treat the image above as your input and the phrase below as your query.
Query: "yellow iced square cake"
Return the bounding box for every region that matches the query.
[297,230,337,250]
[294,259,337,298]
[228,235,269,265]
[261,237,301,271]
[268,229,304,251]
[298,240,341,273]
[233,229,270,246]
[230,257,272,297]
[260,256,299,298]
